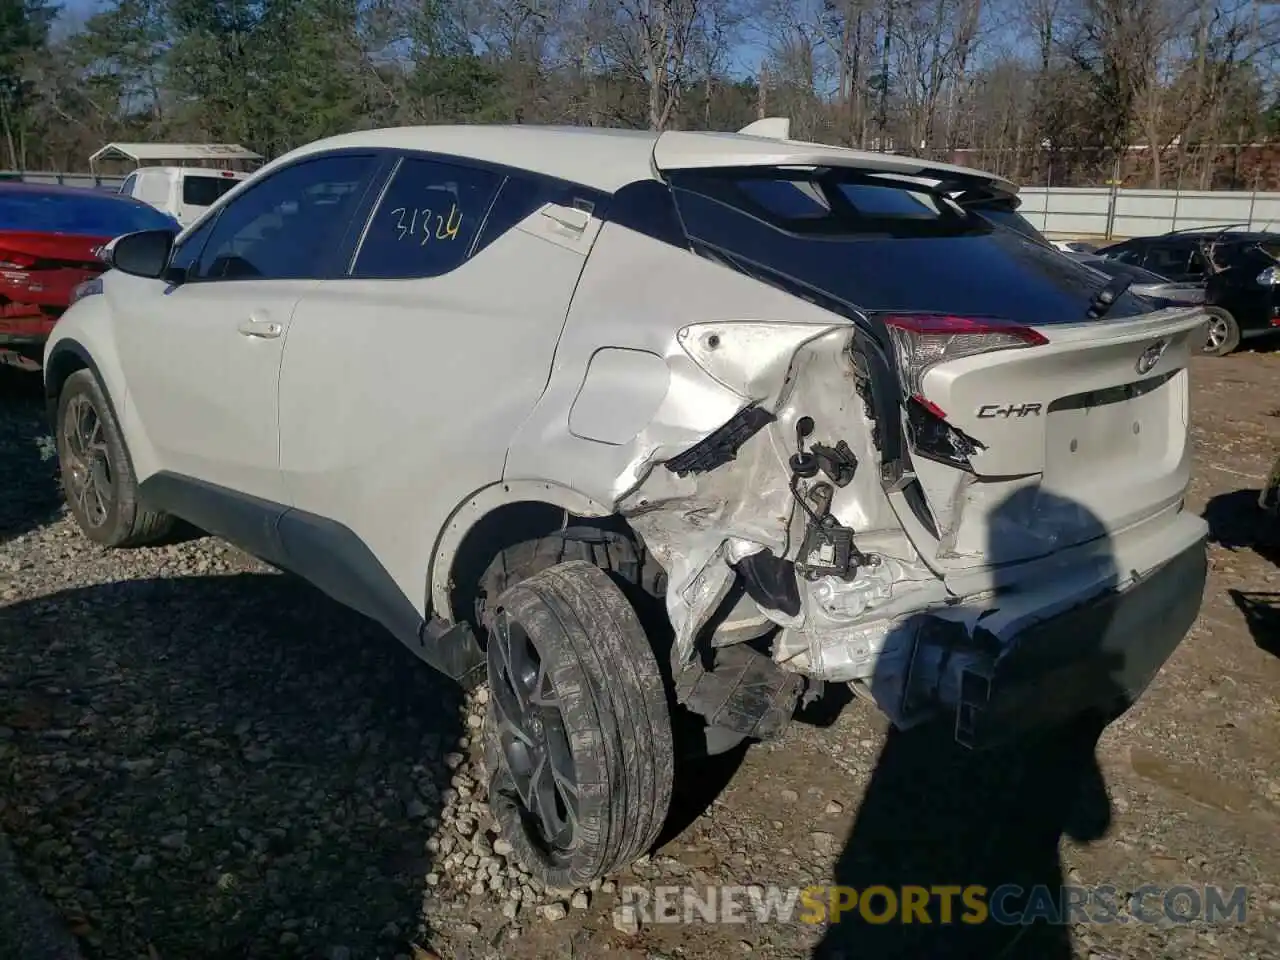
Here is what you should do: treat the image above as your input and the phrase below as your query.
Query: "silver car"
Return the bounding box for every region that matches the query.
[43,121,1209,889]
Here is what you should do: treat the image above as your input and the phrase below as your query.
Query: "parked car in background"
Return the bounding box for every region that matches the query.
[1069,254,1212,351]
[1096,229,1280,356]
[1070,254,1207,305]
[1052,239,1099,254]
[0,182,179,368]
[43,122,1208,889]
[118,166,250,228]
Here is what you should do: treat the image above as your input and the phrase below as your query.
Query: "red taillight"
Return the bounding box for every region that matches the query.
[882,313,1048,411]
[0,248,36,270]
[881,313,1049,344]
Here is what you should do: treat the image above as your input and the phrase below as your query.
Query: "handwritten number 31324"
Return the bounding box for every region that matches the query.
[392,205,462,245]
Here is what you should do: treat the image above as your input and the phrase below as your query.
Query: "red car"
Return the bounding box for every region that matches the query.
[0,181,180,368]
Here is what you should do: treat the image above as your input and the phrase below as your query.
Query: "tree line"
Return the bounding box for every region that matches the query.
[1,0,1277,187]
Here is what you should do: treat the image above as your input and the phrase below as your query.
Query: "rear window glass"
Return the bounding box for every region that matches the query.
[667,169,1150,325]
[183,175,241,207]
[737,179,830,219]
[966,203,1048,244]
[837,183,939,218]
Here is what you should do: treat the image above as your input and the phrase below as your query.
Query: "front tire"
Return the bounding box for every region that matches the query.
[1201,307,1240,357]
[55,369,173,547]
[484,561,674,887]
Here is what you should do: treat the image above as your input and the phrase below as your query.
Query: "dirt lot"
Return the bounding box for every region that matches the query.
[2,351,1280,960]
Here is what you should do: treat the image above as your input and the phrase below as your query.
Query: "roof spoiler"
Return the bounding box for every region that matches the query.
[738,117,792,141]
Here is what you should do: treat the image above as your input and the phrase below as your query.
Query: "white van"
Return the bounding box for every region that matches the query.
[118,167,249,227]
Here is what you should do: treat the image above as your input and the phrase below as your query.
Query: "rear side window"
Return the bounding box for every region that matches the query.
[668,169,1150,325]
[352,158,501,279]
[183,175,240,207]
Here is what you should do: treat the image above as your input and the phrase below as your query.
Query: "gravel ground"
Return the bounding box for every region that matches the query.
[3,354,1280,960]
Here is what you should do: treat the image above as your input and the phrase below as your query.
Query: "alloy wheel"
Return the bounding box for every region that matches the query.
[1203,315,1229,353]
[487,606,580,859]
[61,394,114,528]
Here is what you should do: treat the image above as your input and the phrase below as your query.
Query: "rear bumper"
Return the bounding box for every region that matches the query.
[0,316,55,349]
[953,534,1207,749]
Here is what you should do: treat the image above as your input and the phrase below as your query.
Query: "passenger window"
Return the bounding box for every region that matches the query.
[1109,247,1142,265]
[351,158,501,279]
[192,154,373,282]
[119,173,137,197]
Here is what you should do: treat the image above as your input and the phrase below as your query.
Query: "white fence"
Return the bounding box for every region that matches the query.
[1017,187,1280,241]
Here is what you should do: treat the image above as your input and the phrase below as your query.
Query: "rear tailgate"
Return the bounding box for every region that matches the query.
[906,306,1203,569]
[659,153,1204,576]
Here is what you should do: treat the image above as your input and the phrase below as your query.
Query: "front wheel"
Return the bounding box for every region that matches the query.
[1201,307,1240,357]
[484,561,674,888]
[55,369,173,547]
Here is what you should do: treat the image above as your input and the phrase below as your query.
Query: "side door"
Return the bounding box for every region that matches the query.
[114,152,381,538]
[278,154,603,625]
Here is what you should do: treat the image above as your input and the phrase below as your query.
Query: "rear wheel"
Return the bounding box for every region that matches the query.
[475,528,752,756]
[484,561,674,887]
[55,369,173,547]
[1201,307,1240,357]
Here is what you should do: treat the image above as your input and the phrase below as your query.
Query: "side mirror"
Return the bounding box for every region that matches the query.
[107,229,176,280]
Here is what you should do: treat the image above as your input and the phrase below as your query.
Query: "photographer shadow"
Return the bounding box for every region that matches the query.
[812,486,1178,959]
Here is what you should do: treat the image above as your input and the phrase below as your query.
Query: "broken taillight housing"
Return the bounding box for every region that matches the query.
[905,396,983,469]
[882,314,1048,405]
[884,314,1044,470]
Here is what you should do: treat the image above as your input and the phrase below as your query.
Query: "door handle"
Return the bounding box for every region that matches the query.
[237,316,283,339]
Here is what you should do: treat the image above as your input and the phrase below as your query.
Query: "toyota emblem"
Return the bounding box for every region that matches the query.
[1136,339,1169,375]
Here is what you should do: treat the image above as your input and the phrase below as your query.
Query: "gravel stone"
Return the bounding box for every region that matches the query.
[538,902,568,922]
[5,348,1280,960]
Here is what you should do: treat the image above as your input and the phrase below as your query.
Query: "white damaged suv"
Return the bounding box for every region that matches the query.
[43,120,1209,888]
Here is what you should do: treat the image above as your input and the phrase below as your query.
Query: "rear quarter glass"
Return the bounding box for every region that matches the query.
[667,169,1152,327]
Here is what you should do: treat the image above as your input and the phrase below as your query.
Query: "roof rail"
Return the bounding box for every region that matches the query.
[737,117,791,141]
[1164,222,1250,235]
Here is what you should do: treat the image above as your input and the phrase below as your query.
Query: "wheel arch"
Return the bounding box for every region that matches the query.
[43,338,117,430]
[430,480,646,625]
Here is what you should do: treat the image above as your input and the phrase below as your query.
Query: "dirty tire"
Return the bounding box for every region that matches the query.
[475,526,666,632]
[477,529,748,756]
[55,369,173,547]
[1201,306,1240,357]
[484,561,675,887]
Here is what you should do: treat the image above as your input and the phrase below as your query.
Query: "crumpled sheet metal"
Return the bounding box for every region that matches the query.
[618,322,946,683]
